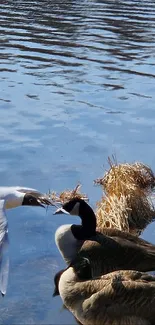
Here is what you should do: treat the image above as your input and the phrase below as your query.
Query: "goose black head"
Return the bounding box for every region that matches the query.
[70,256,92,280]
[54,198,96,240]
[22,193,45,208]
[53,198,89,216]
[53,258,92,298]
[53,269,65,297]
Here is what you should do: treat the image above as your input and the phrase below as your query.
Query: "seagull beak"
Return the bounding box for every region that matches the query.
[36,199,46,208]
[53,207,70,215]
[37,197,59,208]
[38,198,55,206]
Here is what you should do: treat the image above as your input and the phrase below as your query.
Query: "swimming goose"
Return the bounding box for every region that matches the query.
[53,257,155,325]
[54,198,155,277]
[0,186,53,296]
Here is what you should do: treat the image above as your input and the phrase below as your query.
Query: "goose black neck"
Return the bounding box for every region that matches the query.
[71,202,96,240]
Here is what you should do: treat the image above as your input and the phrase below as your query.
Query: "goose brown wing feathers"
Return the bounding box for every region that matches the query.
[82,270,155,324]
[98,227,154,248]
[77,229,155,276]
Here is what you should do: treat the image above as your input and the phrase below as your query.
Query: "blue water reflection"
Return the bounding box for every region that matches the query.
[0,0,155,323]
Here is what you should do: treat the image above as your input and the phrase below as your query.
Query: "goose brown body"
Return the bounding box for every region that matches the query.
[54,260,155,325]
[78,227,155,277]
[54,198,155,276]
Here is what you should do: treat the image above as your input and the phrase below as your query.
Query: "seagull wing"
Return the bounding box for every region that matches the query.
[0,200,9,296]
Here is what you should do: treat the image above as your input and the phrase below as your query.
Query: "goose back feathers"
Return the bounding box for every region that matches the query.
[53,257,155,325]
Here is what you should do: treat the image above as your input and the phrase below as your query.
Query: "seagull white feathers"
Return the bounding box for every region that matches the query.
[0,200,9,296]
[0,186,53,296]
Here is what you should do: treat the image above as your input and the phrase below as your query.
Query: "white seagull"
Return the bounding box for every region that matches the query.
[0,186,53,297]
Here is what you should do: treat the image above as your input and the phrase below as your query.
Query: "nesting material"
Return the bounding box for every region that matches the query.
[94,160,155,196]
[48,184,88,204]
[95,160,155,236]
[96,191,155,236]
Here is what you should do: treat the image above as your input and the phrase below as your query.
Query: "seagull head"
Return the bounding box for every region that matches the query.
[22,193,47,208]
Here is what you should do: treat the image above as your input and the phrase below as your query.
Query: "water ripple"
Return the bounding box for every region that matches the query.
[1,0,155,324]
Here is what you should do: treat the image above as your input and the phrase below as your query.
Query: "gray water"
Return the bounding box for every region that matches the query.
[0,0,155,323]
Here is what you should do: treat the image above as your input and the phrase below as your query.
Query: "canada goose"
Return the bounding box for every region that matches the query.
[53,257,155,325]
[0,186,53,296]
[54,198,155,277]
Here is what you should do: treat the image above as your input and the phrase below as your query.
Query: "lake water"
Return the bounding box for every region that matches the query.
[0,0,155,323]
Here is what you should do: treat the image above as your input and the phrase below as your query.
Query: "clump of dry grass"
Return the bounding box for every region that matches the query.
[94,158,155,196]
[48,184,88,204]
[96,191,155,236]
[95,158,155,236]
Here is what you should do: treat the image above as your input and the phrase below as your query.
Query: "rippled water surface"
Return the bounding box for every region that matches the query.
[1,0,155,323]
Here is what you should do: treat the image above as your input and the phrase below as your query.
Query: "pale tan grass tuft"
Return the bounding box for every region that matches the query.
[95,158,155,236]
[47,184,88,204]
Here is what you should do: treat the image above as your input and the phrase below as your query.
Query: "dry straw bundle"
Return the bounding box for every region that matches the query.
[94,158,155,196]
[96,191,155,235]
[48,159,155,236]
[48,184,88,204]
[95,158,155,236]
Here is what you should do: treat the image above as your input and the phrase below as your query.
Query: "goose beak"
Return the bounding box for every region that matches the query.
[52,287,59,297]
[53,207,70,215]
